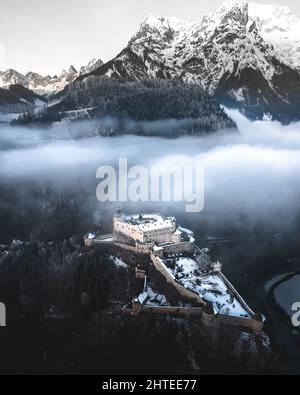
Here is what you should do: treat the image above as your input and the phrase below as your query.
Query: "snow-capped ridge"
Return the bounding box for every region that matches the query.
[0,58,104,95]
[84,0,300,121]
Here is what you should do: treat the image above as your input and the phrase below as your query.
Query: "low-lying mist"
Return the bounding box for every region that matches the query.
[0,109,300,242]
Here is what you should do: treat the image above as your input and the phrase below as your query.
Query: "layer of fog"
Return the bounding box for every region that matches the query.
[0,110,300,235]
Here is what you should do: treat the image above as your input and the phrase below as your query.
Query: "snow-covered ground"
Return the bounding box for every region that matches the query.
[137,285,169,307]
[110,256,128,269]
[161,255,252,318]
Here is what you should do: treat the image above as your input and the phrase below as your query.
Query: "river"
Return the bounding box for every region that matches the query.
[263,259,300,374]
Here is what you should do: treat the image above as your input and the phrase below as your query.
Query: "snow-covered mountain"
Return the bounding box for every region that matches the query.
[0,58,103,96]
[248,2,300,71]
[79,58,104,75]
[77,0,300,120]
[3,0,299,121]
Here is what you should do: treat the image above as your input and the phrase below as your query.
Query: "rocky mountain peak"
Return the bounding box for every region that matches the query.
[219,1,249,26]
[79,58,104,75]
[60,65,77,78]
[141,14,167,30]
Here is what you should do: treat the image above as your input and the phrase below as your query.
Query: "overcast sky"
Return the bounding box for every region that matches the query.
[0,0,299,75]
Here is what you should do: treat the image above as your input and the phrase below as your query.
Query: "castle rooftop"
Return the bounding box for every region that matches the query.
[121,213,176,232]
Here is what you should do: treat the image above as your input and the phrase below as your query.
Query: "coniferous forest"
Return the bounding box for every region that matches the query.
[16,80,236,137]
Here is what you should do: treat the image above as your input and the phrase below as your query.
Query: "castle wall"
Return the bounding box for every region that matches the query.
[218,272,256,317]
[114,219,144,243]
[84,238,94,247]
[139,305,204,316]
[150,254,206,306]
[156,241,194,255]
[201,310,264,334]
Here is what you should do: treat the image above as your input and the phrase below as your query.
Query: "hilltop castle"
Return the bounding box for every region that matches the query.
[84,209,264,333]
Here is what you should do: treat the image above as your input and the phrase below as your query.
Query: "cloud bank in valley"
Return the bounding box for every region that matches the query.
[0,110,300,233]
